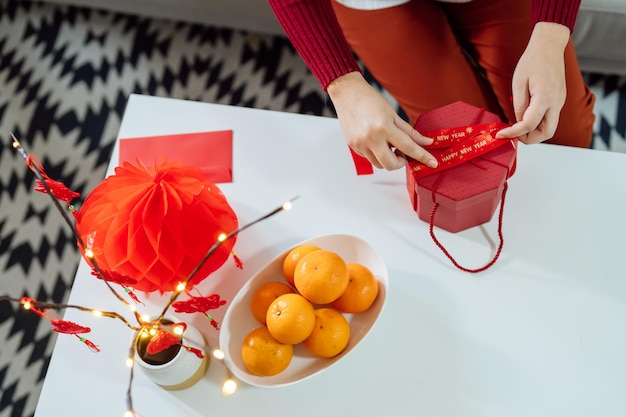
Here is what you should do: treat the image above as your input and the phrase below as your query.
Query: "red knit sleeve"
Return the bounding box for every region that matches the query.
[268,0,361,91]
[532,0,582,31]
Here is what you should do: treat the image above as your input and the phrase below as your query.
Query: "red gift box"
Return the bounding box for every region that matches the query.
[405,101,517,233]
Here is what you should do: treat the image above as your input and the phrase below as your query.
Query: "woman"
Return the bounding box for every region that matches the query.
[268,0,596,170]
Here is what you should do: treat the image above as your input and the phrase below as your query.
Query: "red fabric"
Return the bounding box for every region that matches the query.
[532,0,582,30]
[76,159,238,293]
[268,0,582,91]
[268,0,362,90]
[119,130,233,183]
[332,0,594,148]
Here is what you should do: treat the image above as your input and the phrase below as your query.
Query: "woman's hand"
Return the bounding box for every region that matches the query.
[327,72,438,170]
[496,22,570,144]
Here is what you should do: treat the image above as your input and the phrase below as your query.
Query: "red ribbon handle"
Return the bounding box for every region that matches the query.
[429,181,509,273]
[417,121,516,273]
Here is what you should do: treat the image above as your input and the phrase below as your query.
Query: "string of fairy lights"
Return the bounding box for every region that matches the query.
[4,133,297,417]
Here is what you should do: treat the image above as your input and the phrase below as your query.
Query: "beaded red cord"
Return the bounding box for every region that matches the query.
[429,182,508,273]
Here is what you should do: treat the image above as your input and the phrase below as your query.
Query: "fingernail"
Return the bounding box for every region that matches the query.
[428,159,438,168]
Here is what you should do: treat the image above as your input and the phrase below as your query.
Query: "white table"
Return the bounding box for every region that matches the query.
[35,94,626,417]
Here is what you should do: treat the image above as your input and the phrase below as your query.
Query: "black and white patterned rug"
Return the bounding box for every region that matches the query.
[0,1,624,416]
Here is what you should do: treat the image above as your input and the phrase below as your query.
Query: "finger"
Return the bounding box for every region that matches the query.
[523,108,559,144]
[392,119,438,168]
[360,148,384,170]
[389,138,438,168]
[396,118,434,146]
[516,133,529,144]
[497,77,531,139]
[511,77,530,123]
[351,143,384,169]
[499,95,549,139]
[393,148,408,161]
[370,142,409,170]
[522,99,549,132]
[496,122,530,139]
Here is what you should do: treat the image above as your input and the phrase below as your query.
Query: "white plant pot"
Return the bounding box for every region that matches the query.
[134,319,209,390]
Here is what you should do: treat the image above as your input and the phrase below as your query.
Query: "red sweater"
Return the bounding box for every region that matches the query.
[268,0,582,91]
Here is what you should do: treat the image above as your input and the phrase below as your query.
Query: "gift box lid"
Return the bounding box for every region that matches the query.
[415,101,501,132]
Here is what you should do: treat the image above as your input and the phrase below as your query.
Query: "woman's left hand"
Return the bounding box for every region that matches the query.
[496,22,571,144]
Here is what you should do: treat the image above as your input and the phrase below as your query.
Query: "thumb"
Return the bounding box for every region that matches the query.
[496,80,530,140]
[511,77,530,124]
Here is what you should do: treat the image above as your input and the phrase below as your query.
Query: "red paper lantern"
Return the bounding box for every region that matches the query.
[76,159,238,293]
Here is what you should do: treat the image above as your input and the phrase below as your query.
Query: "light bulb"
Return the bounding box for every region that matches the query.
[176,282,186,292]
[84,249,94,258]
[282,201,293,210]
[222,378,237,396]
[126,358,134,367]
[124,411,134,417]
[218,233,227,242]
[92,310,103,317]
[173,325,184,336]
[212,349,225,360]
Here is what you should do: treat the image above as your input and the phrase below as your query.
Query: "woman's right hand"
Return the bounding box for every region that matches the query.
[327,72,438,171]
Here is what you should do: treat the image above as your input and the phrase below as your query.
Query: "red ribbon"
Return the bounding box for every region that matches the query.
[348,118,516,178]
[349,147,374,175]
[409,122,516,179]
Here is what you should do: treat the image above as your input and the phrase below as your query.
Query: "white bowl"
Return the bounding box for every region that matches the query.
[219,234,388,387]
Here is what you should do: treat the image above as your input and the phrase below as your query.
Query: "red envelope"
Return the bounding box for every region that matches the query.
[119,130,233,183]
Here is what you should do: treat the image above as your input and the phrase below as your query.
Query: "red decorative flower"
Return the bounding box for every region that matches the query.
[75,160,238,292]
[172,294,226,314]
[146,329,181,354]
[50,320,91,334]
[34,178,80,203]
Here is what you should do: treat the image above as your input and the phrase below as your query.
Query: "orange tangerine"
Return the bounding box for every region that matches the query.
[282,244,321,286]
[241,326,293,376]
[303,308,351,358]
[294,250,349,304]
[331,263,379,313]
[250,281,295,324]
[266,293,315,344]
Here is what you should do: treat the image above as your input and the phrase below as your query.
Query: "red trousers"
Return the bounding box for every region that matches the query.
[332,0,595,147]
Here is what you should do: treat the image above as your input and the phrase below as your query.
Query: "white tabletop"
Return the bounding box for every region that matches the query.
[35,94,626,417]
